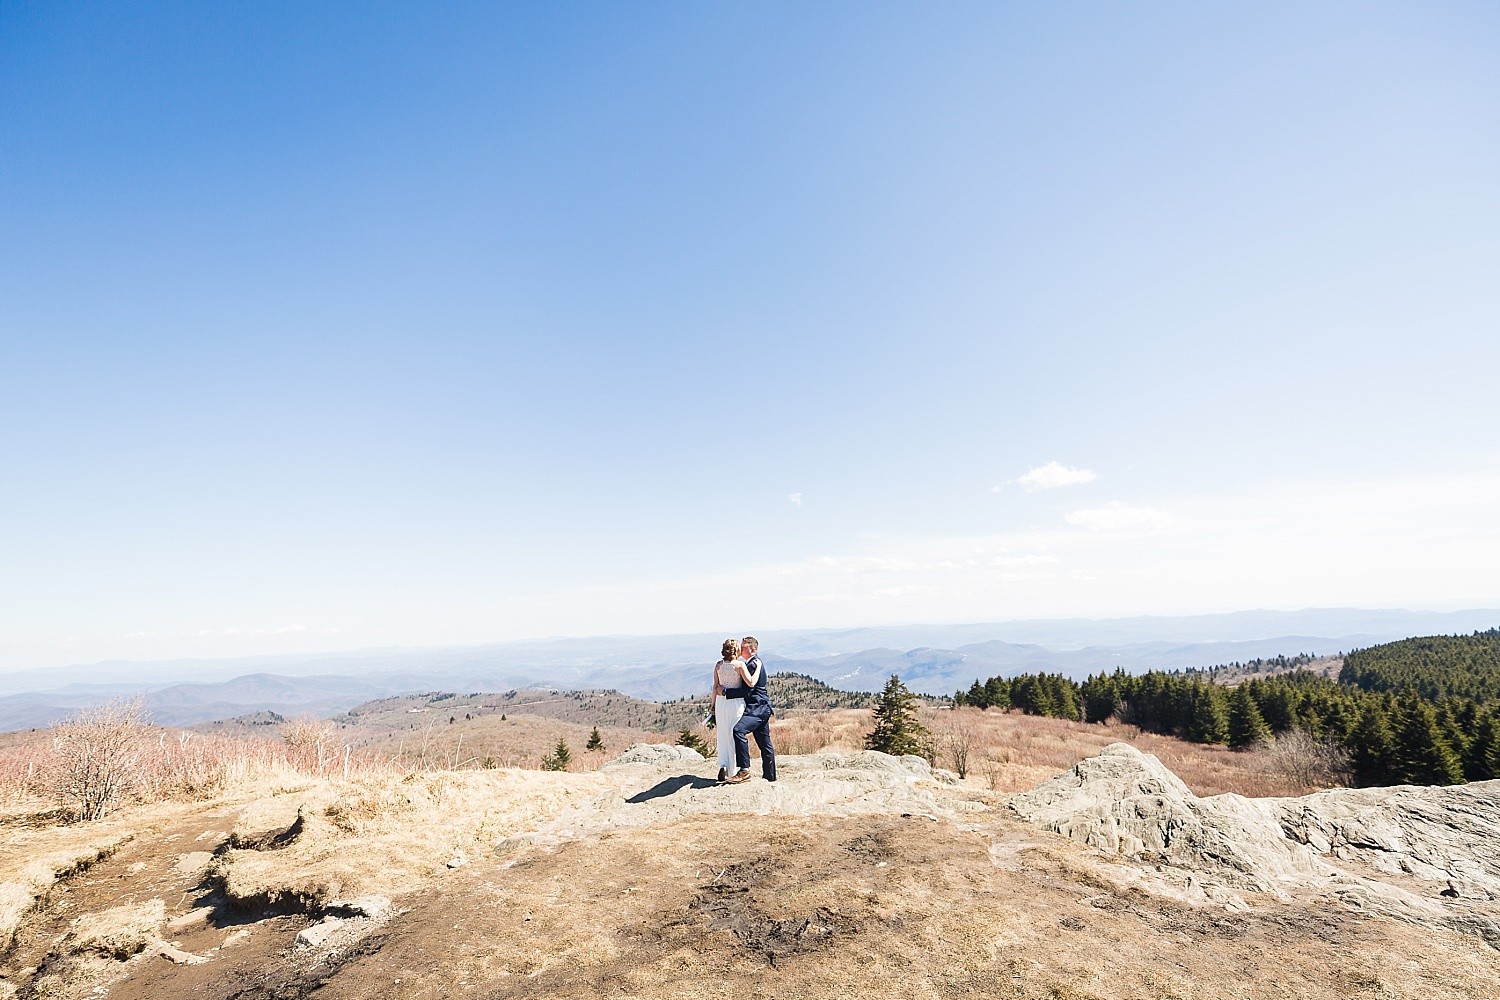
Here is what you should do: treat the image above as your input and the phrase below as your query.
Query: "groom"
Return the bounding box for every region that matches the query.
[724,635,776,783]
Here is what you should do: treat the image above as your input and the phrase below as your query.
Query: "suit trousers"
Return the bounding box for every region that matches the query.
[732,709,776,779]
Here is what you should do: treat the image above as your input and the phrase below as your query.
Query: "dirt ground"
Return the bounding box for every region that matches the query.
[5,761,1499,1000]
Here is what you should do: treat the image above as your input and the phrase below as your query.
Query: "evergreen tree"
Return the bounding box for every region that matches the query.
[1258,684,1301,733]
[1467,709,1500,782]
[1081,672,1124,724]
[1227,684,1271,750]
[865,675,931,757]
[1319,698,1357,744]
[1042,674,1081,720]
[541,738,573,771]
[1185,683,1230,744]
[1010,675,1057,717]
[1349,701,1395,786]
[1392,698,1463,786]
[586,726,605,752]
[983,676,1011,710]
[676,728,710,756]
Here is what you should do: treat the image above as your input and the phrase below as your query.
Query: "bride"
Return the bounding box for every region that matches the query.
[710,638,759,782]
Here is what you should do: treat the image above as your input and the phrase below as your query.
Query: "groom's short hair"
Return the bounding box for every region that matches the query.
[741,636,758,651]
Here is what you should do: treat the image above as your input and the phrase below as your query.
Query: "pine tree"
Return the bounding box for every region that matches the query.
[1392,698,1462,786]
[541,738,572,771]
[1349,701,1395,786]
[1258,684,1301,734]
[1185,683,1229,744]
[1227,684,1271,750]
[676,727,710,756]
[865,675,931,757]
[983,676,1010,710]
[1467,709,1500,782]
[586,726,605,752]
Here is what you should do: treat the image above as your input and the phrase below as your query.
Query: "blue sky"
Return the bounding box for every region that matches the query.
[3,2,1498,670]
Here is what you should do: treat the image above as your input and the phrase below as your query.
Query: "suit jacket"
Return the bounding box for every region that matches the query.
[739,653,772,716]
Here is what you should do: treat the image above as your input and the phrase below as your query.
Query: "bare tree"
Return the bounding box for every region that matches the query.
[1258,728,1352,792]
[50,697,149,821]
[938,716,979,779]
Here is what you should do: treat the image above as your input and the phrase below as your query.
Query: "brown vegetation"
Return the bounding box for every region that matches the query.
[772,706,1321,798]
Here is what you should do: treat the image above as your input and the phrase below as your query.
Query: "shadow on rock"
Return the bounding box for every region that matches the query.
[626,775,719,804]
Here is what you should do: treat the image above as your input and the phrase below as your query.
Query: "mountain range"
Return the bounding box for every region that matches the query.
[1,607,1495,731]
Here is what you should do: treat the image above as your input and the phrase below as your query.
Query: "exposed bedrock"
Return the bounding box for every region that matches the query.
[1008,742,1500,945]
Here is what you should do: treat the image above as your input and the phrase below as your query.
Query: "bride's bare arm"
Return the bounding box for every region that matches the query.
[737,657,760,687]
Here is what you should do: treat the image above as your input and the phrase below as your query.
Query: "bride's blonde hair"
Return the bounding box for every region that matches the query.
[721,638,741,661]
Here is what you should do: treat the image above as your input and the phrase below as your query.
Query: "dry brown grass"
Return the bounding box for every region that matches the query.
[349,711,676,773]
[0,718,402,824]
[214,768,612,910]
[772,706,1318,798]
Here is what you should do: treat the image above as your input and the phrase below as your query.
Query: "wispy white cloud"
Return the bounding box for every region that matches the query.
[789,492,803,507]
[1064,502,1173,531]
[1016,461,1098,492]
[537,469,1500,631]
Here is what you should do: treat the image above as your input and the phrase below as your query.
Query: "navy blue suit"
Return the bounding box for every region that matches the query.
[730,653,775,779]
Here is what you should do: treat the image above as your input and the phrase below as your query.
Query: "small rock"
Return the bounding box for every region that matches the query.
[149,939,207,965]
[447,850,470,869]
[166,909,210,931]
[327,895,394,920]
[172,852,214,875]
[219,929,251,949]
[295,917,344,949]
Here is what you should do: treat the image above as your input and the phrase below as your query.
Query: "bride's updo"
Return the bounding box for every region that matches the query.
[721,638,741,661]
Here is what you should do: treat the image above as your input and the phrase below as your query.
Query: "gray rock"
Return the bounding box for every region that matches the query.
[608,743,706,766]
[1008,743,1327,894]
[149,938,207,965]
[446,850,470,869]
[1009,742,1500,946]
[326,895,394,920]
[792,750,930,778]
[171,852,214,875]
[1275,781,1500,900]
[294,917,344,949]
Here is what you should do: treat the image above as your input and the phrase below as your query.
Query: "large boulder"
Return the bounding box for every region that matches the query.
[1010,743,1500,946]
[1008,742,1328,895]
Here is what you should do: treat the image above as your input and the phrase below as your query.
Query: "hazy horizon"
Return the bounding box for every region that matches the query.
[6,604,1498,679]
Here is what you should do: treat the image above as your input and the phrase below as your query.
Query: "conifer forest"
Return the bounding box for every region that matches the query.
[953,629,1500,787]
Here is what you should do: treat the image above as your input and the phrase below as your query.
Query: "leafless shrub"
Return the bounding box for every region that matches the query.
[281,717,342,775]
[937,715,979,779]
[50,697,149,821]
[1256,728,1351,792]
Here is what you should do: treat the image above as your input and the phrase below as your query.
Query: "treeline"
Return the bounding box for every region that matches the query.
[955,667,1499,787]
[1201,653,1317,680]
[1340,629,1500,703]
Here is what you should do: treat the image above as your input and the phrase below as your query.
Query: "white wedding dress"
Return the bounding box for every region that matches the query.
[714,658,747,772]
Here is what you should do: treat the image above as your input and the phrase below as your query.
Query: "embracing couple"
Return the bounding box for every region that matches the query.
[710,635,776,784]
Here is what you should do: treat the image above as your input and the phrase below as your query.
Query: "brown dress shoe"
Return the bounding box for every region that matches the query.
[724,769,752,784]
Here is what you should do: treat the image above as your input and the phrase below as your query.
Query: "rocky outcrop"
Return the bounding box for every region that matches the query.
[1009,742,1500,945]
[1009,743,1330,897]
[1276,782,1500,900]
[609,743,707,766]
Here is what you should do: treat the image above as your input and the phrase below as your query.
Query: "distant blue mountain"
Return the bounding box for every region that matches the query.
[1,608,1495,730]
